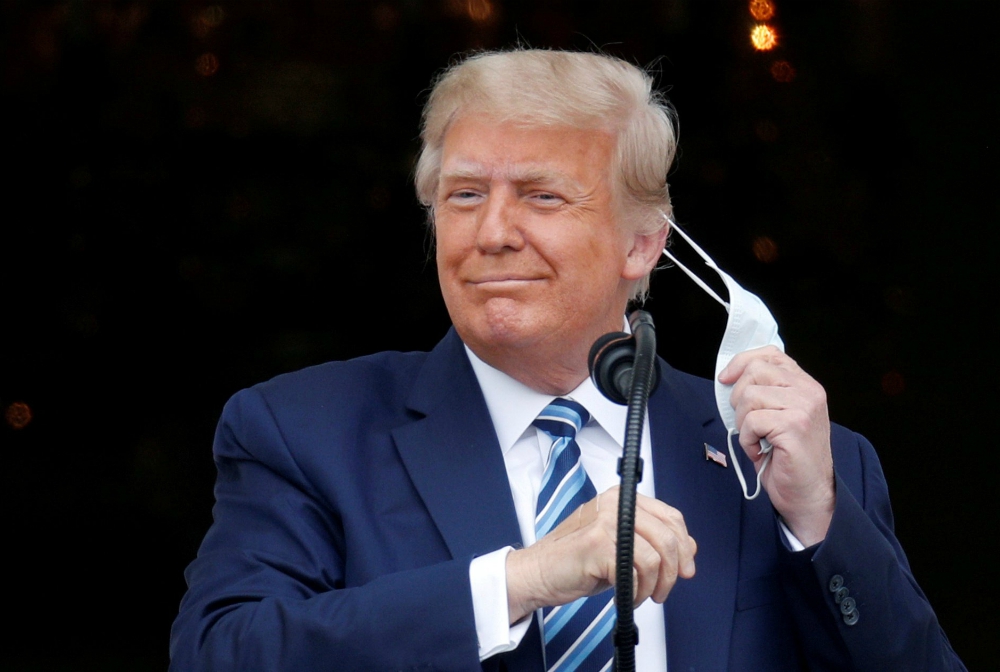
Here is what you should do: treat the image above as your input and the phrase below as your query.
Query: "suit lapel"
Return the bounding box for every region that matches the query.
[391,329,524,561]
[650,360,743,672]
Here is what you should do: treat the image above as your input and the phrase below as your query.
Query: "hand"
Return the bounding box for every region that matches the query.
[718,345,835,546]
[505,486,697,624]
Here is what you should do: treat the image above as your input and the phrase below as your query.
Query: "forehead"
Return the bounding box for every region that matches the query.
[438,116,617,186]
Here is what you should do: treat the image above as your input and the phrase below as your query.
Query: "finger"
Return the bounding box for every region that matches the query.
[729,366,825,437]
[636,498,696,570]
[727,356,802,407]
[634,506,697,594]
[635,512,696,603]
[730,384,802,431]
[736,407,787,458]
[631,532,662,605]
[734,376,828,446]
[592,492,698,601]
[740,403,827,453]
[734,383,804,413]
[718,345,785,384]
[635,494,690,538]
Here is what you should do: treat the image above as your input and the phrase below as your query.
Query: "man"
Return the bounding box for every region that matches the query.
[170,49,965,671]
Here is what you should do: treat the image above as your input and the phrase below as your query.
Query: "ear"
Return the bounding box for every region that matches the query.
[622,220,669,281]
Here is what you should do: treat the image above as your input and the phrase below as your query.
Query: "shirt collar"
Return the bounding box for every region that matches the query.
[464,345,629,455]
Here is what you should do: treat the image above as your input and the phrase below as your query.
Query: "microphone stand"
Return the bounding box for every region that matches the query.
[614,310,657,672]
[589,310,658,672]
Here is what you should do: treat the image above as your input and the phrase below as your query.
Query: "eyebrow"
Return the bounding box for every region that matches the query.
[439,161,572,188]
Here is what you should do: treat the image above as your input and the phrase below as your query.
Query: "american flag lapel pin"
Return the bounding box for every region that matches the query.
[704,443,728,467]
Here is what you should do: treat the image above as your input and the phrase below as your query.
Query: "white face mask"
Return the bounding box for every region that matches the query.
[661,217,784,500]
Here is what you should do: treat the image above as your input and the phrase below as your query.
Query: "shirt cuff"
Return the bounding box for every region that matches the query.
[469,546,532,660]
[778,518,807,552]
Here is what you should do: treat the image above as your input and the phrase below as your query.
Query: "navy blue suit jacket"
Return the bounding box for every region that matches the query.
[170,328,964,671]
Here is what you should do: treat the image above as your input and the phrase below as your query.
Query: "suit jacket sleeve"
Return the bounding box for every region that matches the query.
[169,383,484,672]
[651,364,965,671]
[778,425,966,671]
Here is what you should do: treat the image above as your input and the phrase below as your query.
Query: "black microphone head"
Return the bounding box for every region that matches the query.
[588,331,635,405]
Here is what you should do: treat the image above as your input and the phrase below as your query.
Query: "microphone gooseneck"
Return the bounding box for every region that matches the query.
[587,310,658,672]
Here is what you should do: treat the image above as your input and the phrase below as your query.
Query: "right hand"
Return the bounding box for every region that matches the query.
[505,486,697,624]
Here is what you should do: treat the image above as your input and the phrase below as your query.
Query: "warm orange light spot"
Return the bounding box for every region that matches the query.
[881,371,905,396]
[192,5,225,38]
[202,5,225,27]
[770,60,796,83]
[466,0,494,22]
[5,402,32,429]
[752,236,779,263]
[448,0,495,22]
[751,24,778,51]
[195,52,219,77]
[749,0,775,21]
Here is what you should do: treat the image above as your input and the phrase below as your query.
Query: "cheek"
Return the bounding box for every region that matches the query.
[434,230,474,311]
[579,234,627,275]
[435,249,463,300]
[434,223,465,274]
[579,250,631,300]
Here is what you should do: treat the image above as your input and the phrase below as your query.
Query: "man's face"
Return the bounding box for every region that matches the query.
[434,115,660,391]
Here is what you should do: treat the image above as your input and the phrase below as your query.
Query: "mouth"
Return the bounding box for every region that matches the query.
[469,277,543,288]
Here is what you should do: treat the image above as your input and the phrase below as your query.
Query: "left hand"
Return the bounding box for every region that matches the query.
[718,346,835,546]
[505,487,697,624]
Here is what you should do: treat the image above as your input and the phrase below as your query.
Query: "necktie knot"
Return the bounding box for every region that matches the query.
[533,397,590,441]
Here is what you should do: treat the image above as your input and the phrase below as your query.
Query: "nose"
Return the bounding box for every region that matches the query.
[476,188,525,254]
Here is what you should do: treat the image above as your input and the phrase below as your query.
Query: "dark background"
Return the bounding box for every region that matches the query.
[1,1,995,669]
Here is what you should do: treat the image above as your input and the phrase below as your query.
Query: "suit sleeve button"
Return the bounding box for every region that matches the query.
[834,586,849,604]
[840,597,856,615]
[828,574,844,592]
[843,608,859,626]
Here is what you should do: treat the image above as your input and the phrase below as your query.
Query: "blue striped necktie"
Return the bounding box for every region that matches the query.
[533,398,616,672]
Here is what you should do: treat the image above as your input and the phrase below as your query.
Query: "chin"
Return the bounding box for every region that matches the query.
[481,299,539,342]
[455,299,548,350]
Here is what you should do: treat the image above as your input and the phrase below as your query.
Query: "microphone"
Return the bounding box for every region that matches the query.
[588,323,660,406]
[587,310,659,672]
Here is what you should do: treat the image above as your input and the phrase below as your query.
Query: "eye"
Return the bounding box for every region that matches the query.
[445,189,484,206]
[529,191,565,207]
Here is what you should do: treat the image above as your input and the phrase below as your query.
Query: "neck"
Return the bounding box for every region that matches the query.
[464,327,620,396]
[482,355,589,396]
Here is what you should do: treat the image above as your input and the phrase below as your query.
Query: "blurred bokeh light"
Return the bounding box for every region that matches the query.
[4,401,33,429]
[751,24,778,51]
[752,236,779,263]
[749,0,776,22]
[769,59,796,83]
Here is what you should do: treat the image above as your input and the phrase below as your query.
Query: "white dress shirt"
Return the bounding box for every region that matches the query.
[464,346,668,671]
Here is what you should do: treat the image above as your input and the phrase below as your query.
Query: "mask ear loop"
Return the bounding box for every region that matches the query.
[727,427,772,500]
[660,216,730,311]
[662,213,776,500]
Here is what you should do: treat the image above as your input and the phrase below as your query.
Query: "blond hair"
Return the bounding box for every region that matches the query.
[414,49,678,298]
